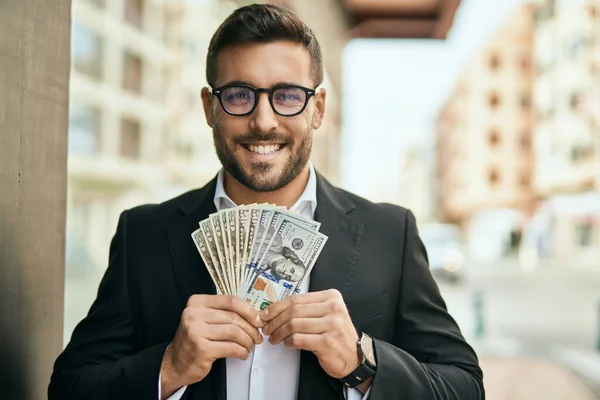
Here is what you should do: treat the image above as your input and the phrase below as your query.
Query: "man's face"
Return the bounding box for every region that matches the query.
[202,41,326,192]
[271,258,305,282]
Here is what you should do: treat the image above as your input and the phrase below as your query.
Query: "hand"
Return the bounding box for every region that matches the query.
[160,295,264,399]
[260,289,360,379]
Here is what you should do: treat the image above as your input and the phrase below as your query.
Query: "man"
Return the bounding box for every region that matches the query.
[49,4,484,400]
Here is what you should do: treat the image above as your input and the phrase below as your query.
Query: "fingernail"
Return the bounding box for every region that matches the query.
[262,308,269,318]
[255,315,264,327]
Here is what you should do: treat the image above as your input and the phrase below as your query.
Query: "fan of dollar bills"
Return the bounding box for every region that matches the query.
[191,205,328,311]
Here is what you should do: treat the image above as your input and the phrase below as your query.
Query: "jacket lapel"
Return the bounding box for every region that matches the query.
[297,174,366,400]
[166,177,227,400]
[167,177,219,304]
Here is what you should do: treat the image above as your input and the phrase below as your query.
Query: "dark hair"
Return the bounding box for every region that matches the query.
[206,4,323,88]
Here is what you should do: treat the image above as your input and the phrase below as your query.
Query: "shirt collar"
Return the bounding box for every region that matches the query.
[213,163,318,215]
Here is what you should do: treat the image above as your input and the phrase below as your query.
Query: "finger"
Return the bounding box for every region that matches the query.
[261,291,332,322]
[262,303,327,335]
[203,309,263,344]
[204,295,263,328]
[206,340,251,360]
[268,317,327,345]
[203,324,256,353]
[283,333,324,353]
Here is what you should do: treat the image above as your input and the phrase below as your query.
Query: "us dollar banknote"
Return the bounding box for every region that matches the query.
[241,217,328,311]
[192,204,328,309]
[192,226,226,295]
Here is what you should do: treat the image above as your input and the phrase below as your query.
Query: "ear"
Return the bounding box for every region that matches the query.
[311,88,326,130]
[201,87,215,127]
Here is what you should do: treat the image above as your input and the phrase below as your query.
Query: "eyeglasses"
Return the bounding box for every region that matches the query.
[211,83,317,117]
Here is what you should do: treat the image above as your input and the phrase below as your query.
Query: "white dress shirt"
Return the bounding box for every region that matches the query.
[160,164,370,400]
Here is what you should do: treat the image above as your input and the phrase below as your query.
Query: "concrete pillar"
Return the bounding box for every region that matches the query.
[0,0,71,398]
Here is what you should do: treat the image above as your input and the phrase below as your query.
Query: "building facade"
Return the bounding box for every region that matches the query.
[531,0,600,264]
[436,4,537,226]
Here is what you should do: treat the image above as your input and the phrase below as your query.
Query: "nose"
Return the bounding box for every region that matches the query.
[249,93,279,133]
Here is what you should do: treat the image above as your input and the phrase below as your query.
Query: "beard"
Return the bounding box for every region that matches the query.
[212,124,312,193]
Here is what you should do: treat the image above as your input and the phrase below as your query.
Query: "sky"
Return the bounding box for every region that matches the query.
[339,0,528,204]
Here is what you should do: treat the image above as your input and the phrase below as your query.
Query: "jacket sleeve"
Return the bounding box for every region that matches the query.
[368,210,485,400]
[48,211,170,400]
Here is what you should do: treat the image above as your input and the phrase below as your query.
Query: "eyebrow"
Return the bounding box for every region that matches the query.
[223,80,253,87]
[221,80,304,89]
[272,80,302,88]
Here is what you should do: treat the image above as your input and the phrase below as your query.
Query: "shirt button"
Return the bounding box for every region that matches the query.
[252,368,259,376]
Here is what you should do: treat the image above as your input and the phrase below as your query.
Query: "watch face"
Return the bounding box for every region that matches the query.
[360,334,376,367]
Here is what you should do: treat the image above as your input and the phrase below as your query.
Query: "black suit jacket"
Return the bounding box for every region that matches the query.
[49,173,484,400]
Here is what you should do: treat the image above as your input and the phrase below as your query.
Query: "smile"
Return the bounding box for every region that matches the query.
[243,143,284,155]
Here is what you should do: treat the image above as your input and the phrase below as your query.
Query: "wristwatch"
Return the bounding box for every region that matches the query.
[340,332,377,389]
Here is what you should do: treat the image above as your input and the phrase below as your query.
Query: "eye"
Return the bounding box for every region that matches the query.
[273,87,305,104]
[221,87,255,104]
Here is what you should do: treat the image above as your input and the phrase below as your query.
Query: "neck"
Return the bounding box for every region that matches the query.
[223,165,311,209]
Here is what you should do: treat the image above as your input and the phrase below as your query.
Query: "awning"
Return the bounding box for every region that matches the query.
[342,0,461,39]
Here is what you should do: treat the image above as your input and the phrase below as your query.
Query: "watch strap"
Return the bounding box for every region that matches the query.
[340,362,376,388]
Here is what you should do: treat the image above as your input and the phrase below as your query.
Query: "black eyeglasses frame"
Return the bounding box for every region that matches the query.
[210,83,317,117]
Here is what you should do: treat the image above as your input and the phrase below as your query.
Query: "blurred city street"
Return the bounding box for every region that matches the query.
[439,261,600,350]
[437,260,600,398]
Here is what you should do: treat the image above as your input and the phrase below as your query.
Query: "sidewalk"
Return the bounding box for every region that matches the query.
[470,336,600,399]
[480,357,599,400]
[552,347,600,396]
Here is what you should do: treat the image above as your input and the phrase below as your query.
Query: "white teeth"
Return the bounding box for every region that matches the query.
[248,144,281,154]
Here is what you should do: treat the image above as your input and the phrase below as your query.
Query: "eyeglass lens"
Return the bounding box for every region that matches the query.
[220,86,307,116]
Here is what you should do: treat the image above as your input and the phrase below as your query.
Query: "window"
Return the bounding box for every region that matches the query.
[488,92,501,109]
[567,36,591,59]
[69,103,101,154]
[89,0,105,8]
[488,168,500,185]
[534,3,554,24]
[488,129,501,147]
[121,117,141,159]
[520,93,531,110]
[71,23,103,79]
[122,51,143,94]
[125,0,144,29]
[488,53,501,70]
[520,134,531,150]
[570,92,583,110]
[519,172,530,187]
[571,145,593,162]
[520,55,531,71]
[575,221,593,247]
[176,140,194,159]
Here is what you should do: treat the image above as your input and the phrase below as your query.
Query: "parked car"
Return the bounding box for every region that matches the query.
[418,223,465,283]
